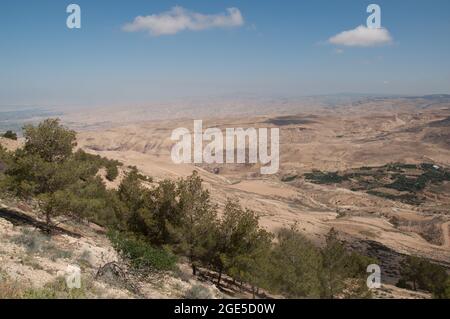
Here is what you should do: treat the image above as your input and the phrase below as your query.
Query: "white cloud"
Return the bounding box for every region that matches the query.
[123,6,244,36]
[328,25,393,47]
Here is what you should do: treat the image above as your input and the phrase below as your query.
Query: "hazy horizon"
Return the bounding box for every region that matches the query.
[1,0,450,107]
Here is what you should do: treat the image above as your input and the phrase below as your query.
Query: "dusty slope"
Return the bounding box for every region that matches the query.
[0,199,225,299]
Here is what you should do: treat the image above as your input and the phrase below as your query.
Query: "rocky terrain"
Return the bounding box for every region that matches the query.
[0,198,229,299]
[0,194,430,299]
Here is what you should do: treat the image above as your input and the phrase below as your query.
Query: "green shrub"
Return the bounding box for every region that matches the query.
[281,174,298,182]
[396,278,412,290]
[397,255,450,298]
[107,230,177,272]
[74,149,122,182]
[345,252,378,278]
[386,164,450,193]
[2,130,17,140]
[267,226,323,298]
[105,164,119,181]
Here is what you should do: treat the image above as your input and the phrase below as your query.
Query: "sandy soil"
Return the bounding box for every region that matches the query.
[0,137,23,151]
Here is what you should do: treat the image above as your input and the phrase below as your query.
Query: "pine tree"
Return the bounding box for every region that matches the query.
[23,119,76,163]
[320,228,349,298]
[176,171,218,275]
[2,120,78,229]
[268,225,323,298]
[147,179,181,245]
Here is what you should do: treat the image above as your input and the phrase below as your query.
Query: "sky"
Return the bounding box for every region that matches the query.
[1,0,450,107]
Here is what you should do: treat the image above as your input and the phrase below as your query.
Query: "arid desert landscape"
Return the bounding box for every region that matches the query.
[1,95,450,299]
[74,96,450,262]
[2,0,450,306]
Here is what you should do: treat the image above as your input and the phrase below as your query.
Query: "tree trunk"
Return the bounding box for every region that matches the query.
[217,268,223,286]
[45,210,52,233]
[189,250,196,275]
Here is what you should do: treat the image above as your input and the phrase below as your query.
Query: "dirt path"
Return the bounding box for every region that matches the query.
[442,221,450,248]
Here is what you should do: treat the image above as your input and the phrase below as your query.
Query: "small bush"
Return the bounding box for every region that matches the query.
[23,276,94,299]
[396,278,412,290]
[77,249,94,268]
[12,229,50,254]
[12,229,72,261]
[49,248,72,262]
[73,149,122,182]
[105,164,119,181]
[108,230,177,272]
[175,268,192,283]
[281,174,298,182]
[184,284,214,299]
[2,130,18,140]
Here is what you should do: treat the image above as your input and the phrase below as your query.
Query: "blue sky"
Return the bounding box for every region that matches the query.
[1,0,449,107]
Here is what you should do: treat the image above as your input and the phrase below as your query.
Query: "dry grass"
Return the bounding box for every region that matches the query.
[0,278,23,299]
[12,228,73,261]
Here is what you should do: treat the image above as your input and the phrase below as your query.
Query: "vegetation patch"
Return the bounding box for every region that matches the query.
[397,256,450,299]
[23,276,96,299]
[265,116,316,126]
[281,174,298,182]
[1,130,18,140]
[108,230,177,273]
[303,163,450,205]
